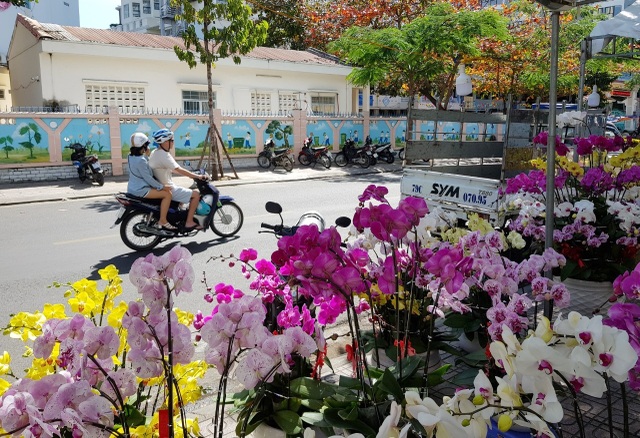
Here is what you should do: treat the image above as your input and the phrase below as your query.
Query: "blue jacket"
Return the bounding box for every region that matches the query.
[127,155,163,197]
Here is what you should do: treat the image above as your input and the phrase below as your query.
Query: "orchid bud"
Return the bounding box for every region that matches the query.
[472,395,485,405]
[497,414,513,432]
[461,419,471,427]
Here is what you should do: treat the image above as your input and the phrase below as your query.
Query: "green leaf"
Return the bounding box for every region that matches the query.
[323,408,377,436]
[289,377,335,400]
[443,313,476,328]
[273,410,301,435]
[376,368,404,401]
[300,412,332,428]
[338,404,358,421]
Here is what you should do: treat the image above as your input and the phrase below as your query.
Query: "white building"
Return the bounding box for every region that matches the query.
[6,15,359,115]
[0,0,79,109]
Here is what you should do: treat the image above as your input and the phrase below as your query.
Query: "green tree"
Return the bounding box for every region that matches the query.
[265,121,293,147]
[328,2,507,142]
[0,136,14,159]
[18,123,42,159]
[5,0,35,6]
[172,0,268,180]
[249,0,306,50]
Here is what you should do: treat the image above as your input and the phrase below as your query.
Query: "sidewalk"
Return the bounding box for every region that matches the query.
[0,163,403,206]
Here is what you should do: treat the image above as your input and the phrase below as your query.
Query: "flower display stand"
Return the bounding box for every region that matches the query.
[556,277,614,316]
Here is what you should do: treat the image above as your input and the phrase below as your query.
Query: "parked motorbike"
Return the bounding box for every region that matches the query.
[113,171,244,251]
[334,138,371,168]
[364,136,395,165]
[260,201,351,238]
[298,137,332,168]
[66,143,104,186]
[398,147,405,161]
[257,139,294,172]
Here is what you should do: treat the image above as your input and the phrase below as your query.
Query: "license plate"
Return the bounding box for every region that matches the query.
[92,163,102,171]
[110,207,125,229]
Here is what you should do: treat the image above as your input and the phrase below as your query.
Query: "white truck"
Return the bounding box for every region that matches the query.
[400,107,606,226]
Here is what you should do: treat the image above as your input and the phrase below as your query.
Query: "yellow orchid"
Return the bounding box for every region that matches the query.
[0,378,10,396]
[0,351,11,375]
[67,290,97,316]
[98,264,120,282]
[467,213,494,235]
[6,311,46,341]
[174,308,194,326]
[43,303,66,320]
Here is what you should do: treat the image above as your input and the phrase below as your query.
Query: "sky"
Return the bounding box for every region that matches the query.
[79,0,121,29]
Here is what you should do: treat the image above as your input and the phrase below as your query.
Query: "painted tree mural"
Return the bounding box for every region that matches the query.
[0,135,14,159]
[19,123,42,159]
[265,121,293,147]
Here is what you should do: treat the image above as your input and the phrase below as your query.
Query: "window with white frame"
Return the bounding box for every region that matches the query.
[0,89,4,100]
[143,0,151,14]
[85,84,146,112]
[251,92,272,113]
[278,93,297,114]
[311,95,336,115]
[132,2,140,17]
[182,90,214,114]
[123,4,130,18]
[154,0,159,9]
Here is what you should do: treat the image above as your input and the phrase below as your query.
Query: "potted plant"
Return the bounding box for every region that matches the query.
[504,131,640,312]
[0,246,204,438]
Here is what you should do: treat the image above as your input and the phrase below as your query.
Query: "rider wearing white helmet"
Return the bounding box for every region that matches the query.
[148,128,206,230]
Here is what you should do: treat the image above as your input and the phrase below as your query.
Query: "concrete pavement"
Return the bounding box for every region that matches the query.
[0,163,402,206]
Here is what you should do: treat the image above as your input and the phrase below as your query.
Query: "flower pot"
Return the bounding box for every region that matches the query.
[555,277,614,316]
[454,333,485,354]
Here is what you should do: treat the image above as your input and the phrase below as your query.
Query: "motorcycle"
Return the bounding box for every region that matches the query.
[298,137,332,168]
[334,138,371,168]
[260,201,351,238]
[363,136,395,165]
[257,139,294,172]
[112,172,244,251]
[66,143,105,186]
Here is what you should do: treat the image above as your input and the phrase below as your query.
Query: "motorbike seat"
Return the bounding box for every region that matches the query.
[311,145,326,151]
[122,193,181,209]
[273,148,289,156]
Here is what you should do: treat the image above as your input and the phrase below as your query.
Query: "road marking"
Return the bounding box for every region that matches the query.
[53,235,116,245]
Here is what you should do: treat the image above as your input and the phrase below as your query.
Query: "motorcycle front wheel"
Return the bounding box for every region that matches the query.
[334,152,348,167]
[356,153,371,169]
[210,201,244,237]
[120,211,161,251]
[384,153,395,164]
[398,149,405,160]
[298,153,311,166]
[257,154,271,169]
[319,154,331,168]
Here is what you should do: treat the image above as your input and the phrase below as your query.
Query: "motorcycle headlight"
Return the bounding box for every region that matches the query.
[296,212,326,231]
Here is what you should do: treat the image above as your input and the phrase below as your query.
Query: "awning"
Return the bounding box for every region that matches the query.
[589,1,640,56]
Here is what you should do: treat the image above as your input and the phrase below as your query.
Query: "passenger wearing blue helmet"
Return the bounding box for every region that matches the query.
[149,128,207,231]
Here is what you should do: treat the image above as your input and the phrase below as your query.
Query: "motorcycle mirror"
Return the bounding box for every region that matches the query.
[335,217,351,228]
[265,201,283,215]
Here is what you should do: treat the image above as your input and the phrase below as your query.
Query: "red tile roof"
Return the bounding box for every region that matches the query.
[16,14,344,67]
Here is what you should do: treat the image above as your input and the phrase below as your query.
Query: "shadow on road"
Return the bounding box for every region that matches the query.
[88,235,241,278]
[82,198,120,213]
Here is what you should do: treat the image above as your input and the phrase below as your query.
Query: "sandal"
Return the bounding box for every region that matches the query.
[157,222,178,231]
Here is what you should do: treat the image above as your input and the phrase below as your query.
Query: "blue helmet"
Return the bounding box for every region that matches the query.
[152,129,174,144]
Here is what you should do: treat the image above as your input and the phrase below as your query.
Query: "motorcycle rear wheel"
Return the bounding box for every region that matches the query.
[298,153,311,166]
[257,154,271,169]
[319,154,331,168]
[120,211,161,251]
[334,152,348,167]
[95,172,105,186]
[384,154,395,164]
[398,149,405,160]
[210,201,244,237]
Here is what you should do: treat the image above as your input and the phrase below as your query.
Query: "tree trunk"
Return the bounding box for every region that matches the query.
[203,19,222,180]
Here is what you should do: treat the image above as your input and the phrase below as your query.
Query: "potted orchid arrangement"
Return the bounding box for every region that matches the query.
[0,246,205,438]
[504,131,640,283]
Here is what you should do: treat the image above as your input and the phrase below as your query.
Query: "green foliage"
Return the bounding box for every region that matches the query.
[327,3,508,108]
[172,0,268,69]
[251,0,307,50]
[18,123,42,159]
[0,136,14,159]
